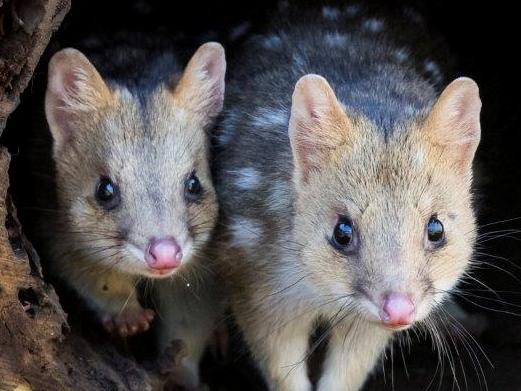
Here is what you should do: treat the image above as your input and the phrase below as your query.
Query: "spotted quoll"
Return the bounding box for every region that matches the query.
[215,4,481,390]
[32,34,226,389]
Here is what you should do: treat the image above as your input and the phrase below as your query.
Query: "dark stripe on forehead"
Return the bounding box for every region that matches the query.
[135,89,152,137]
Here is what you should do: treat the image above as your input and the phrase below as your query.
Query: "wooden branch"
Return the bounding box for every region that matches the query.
[0,0,69,131]
[0,147,163,390]
[0,1,165,390]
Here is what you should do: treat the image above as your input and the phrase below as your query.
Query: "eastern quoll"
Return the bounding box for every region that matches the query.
[215,4,481,390]
[27,34,226,389]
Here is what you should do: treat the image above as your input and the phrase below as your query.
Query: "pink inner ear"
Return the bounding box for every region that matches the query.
[173,42,226,122]
[50,102,76,146]
[46,48,113,152]
[430,77,481,146]
[450,94,481,144]
[203,53,223,81]
[46,69,79,148]
[199,44,226,115]
[299,91,322,122]
[296,78,331,123]
[289,75,348,184]
[423,78,481,175]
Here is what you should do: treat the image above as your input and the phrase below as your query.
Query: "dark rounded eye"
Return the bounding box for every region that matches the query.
[427,216,444,244]
[95,177,120,210]
[185,173,203,201]
[332,216,354,249]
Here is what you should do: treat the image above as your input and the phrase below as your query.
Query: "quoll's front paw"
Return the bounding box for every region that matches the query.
[101,307,155,337]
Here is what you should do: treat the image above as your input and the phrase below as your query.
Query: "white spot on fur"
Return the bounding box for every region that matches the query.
[229,217,263,249]
[217,130,234,146]
[424,60,443,83]
[404,105,416,116]
[232,167,261,190]
[325,32,348,47]
[424,60,439,74]
[322,6,340,20]
[293,54,306,70]
[394,48,409,63]
[363,18,384,32]
[344,4,361,17]
[413,148,425,167]
[262,34,282,49]
[217,113,239,146]
[251,107,288,128]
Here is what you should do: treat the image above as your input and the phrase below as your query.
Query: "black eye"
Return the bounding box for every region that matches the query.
[95,177,120,210]
[427,216,444,244]
[185,173,203,202]
[331,216,354,250]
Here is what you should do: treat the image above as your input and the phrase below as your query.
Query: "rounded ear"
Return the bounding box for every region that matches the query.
[45,48,113,153]
[423,77,481,174]
[288,74,352,184]
[172,42,226,127]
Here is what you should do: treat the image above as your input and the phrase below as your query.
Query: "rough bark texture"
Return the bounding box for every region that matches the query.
[0,1,160,390]
[0,0,69,131]
[0,149,160,391]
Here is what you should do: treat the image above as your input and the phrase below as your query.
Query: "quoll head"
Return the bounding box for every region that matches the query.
[45,43,225,278]
[288,74,481,330]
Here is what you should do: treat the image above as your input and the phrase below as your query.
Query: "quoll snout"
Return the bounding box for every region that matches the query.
[379,292,416,329]
[145,236,183,271]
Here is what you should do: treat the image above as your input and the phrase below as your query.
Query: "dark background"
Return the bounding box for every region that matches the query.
[2,0,521,390]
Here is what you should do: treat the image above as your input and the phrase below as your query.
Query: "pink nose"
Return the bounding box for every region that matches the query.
[145,237,182,270]
[380,293,415,327]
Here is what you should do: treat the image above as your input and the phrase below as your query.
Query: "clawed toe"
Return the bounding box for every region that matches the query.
[101,308,155,337]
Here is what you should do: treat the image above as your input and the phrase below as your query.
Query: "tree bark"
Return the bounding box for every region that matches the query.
[0,1,160,390]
